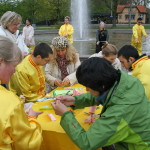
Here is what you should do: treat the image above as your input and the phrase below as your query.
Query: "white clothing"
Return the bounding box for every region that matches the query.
[45,53,81,90]
[22,25,35,46]
[90,51,121,70]
[0,26,29,54]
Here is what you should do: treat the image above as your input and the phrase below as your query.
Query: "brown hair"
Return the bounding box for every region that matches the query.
[102,43,118,57]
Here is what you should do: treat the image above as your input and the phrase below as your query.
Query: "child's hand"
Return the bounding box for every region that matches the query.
[20,95,26,103]
[51,100,69,116]
[84,114,96,124]
[28,107,43,118]
[56,95,75,106]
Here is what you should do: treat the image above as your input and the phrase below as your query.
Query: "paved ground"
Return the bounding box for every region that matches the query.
[34,29,150,35]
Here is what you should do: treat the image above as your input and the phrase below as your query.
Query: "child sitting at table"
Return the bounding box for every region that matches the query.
[86,43,121,124]
[9,43,53,106]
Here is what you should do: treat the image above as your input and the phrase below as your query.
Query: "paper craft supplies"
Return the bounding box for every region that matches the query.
[73,89,82,96]
[47,112,56,121]
[36,97,56,102]
[89,106,97,114]
[40,106,53,110]
[53,90,74,96]
[53,89,83,96]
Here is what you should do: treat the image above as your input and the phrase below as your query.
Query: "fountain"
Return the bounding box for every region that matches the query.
[143,34,150,55]
[71,0,89,40]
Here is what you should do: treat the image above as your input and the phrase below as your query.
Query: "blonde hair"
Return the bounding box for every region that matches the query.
[65,16,70,21]
[102,44,118,57]
[100,21,105,27]
[0,11,22,29]
[51,36,78,65]
[0,35,23,63]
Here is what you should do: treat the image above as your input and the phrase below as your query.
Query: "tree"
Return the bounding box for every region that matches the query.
[47,0,70,21]
[132,0,150,7]
[90,0,110,13]
[0,0,15,16]
[103,0,150,27]
[1,0,70,25]
[104,0,122,27]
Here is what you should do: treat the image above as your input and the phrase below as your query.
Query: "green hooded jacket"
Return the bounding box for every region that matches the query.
[60,71,150,150]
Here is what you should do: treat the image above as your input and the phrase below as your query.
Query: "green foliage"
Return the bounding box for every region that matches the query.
[0,0,149,26]
[90,0,110,13]
[0,0,70,24]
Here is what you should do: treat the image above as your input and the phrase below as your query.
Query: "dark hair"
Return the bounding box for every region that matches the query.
[33,43,53,58]
[118,45,139,60]
[76,57,119,94]
[137,17,142,21]
[26,18,31,24]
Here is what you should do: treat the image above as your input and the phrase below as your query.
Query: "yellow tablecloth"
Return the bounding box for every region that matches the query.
[32,84,102,150]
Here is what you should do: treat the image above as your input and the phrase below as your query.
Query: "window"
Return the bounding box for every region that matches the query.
[125,14,129,20]
[131,15,135,20]
[119,15,122,19]
[139,14,143,18]
[125,14,135,20]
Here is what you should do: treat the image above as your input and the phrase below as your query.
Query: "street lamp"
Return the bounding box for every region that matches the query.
[129,0,132,27]
[10,0,14,11]
[110,0,113,24]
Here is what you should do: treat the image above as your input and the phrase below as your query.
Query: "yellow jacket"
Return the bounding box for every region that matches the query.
[0,85,42,150]
[131,24,147,44]
[59,24,74,45]
[132,55,150,100]
[9,55,45,102]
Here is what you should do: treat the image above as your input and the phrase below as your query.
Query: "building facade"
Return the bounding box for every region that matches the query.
[117,5,146,24]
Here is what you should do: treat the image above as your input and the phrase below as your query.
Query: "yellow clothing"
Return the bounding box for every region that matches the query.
[0,85,42,150]
[132,55,150,100]
[59,24,74,45]
[131,24,147,56]
[9,55,45,102]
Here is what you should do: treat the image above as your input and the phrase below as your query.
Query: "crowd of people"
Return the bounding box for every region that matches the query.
[0,10,150,150]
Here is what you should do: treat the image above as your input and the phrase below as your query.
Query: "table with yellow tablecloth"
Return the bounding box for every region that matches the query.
[32,84,102,150]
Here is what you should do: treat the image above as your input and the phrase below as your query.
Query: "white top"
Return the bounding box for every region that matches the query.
[45,53,81,90]
[90,51,121,70]
[0,26,29,54]
[22,25,35,46]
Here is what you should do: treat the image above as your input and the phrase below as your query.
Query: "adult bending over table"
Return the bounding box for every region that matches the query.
[52,57,150,150]
[0,36,43,150]
[86,44,121,124]
[45,36,80,91]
